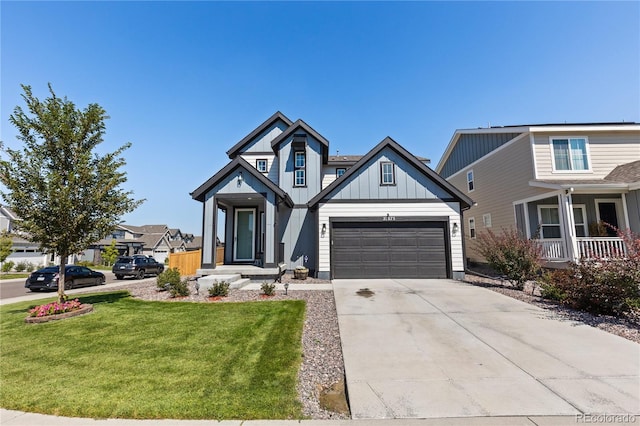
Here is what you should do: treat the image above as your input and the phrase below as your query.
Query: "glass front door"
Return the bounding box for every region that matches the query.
[234,208,255,261]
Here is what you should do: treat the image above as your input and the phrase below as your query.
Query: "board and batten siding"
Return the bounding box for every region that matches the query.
[237,121,288,154]
[240,154,279,185]
[532,132,640,180]
[327,148,450,201]
[447,136,547,261]
[317,202,464,275]
[200,168,277,267]
[278,135,324,204]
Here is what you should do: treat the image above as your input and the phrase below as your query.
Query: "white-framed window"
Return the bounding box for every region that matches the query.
[294,151,306,187]
[482,213,492,228]
[380,161,395,185]
[573,205,587,237]
[550,137,590,171]
[336,167,346,178]
[467,170,474,192]
[256,159,268,173]
[537,205,562,239]
[468,217,476,239]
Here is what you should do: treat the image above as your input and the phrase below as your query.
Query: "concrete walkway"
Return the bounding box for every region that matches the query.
[332,279,640,420]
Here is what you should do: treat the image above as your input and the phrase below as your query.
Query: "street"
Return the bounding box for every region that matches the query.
[0,271,148,300]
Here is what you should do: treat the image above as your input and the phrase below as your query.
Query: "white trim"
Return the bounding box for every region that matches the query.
[467,169,475,192]
[549,136,592,173]
[622,193,630,231]
[528,180,629,191]
[572,204,588,237]
[523,202,531,238]
[468,217,476,239]
[530,133,539,179]
[482,213,492,227]
[444,132,529,180]
[513,190,563,206]
[233,208,255,262]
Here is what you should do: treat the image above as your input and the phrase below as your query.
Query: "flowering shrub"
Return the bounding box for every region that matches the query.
[475,228,544,290]
[29,299,82,318]
[261,282,276,296]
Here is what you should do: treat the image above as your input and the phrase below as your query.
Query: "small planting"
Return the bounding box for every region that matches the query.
[1,261,14,273]
[169,279,190,298]
[157,268,190,297]
[261,282,276,296]
[208,280,230,297]
[28,299,82,318]
[475,228,543,290]
[14,262,28,272]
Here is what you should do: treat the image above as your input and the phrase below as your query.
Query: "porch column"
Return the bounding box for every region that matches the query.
[559,192,578,261]
[201,194,216,268]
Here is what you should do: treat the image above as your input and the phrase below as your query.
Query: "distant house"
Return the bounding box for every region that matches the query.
[435,122,640,265]
[191,112,472,280]
[0,205,51,267]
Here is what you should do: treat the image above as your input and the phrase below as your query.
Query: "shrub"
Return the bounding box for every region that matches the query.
[14,261,28,272]
[25,262,35,272]
[538,270,567,302]
[157,268,181,291]
[553,259,639,315]
[1,261,15,273]
[475,228,543,290]
[261,282,276,296]
[76,260,94,267]
[208,281,230,297]
[169,279,190,298]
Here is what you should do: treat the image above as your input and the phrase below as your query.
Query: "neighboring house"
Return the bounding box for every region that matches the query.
[435,122,640,265]
[191,112,473,280]
[0,205,50,267]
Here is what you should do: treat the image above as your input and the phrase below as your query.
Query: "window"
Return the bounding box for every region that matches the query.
[468,217,476,239]
[336,168,346,178]
[467,170,474,192]
[294,151,305,187]
[380,162,395,185]
[538,206,561,239]
[482,213,492,228]
[256,159,268,173]
[551,138,589,171]
[573,205,587,237]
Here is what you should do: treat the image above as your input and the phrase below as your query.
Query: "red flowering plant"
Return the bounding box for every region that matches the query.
[29,299,82,318]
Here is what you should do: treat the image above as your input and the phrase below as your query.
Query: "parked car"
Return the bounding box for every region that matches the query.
[112,255,164,280]
[25,265,106,292]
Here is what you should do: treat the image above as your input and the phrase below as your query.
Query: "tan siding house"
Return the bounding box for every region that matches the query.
[437,123,640,265]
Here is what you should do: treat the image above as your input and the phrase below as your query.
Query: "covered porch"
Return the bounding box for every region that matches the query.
[514,187,636,263]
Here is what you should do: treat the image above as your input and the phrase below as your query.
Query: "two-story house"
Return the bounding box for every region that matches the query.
[191,112,473,280]
[436,122,640,265]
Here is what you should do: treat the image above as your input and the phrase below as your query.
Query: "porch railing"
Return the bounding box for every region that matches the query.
[538,239,565,260]
[537,237,627,261]
[576,237,627,259]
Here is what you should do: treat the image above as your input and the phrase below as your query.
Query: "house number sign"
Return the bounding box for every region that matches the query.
[382,215,396,221]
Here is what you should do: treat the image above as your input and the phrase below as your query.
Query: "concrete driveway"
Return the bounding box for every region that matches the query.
[333,278,640,419]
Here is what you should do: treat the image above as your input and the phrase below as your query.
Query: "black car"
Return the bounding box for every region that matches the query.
[112,255,164,280]
[25,265,106,292]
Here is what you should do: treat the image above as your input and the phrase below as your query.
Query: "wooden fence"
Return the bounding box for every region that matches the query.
[168,250,201,276]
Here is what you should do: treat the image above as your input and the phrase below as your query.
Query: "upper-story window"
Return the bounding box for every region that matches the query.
[294,151,306,187]
[551,137,590,171]
[467,170,475,192]
[256,159,268,173]
[336,168,346,178]
[380,161,395,185]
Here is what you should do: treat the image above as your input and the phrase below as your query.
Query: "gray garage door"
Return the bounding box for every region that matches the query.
[331,221,449,279]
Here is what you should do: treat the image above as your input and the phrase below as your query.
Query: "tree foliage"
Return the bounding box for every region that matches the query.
[0,84,142,300]
[101,239,119,266]
[0,232,12,267]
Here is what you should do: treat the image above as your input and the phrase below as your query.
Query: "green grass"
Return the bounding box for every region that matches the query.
[0,291,306,420]
[0,273,29,280]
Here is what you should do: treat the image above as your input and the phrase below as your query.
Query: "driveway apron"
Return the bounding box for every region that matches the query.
[333,279,640,419]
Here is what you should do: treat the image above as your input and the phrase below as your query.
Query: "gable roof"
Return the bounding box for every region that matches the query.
[226,111,293,158]
[270,119,330,161]
[308,137,474,210]
[190,156,294,206]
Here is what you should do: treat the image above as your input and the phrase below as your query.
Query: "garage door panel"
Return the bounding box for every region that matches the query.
[331,221,449,279]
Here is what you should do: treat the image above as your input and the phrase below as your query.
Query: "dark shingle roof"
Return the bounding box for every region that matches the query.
[605,160,640,183]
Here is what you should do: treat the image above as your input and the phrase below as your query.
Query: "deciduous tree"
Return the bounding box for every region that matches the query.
[1,84,142,301]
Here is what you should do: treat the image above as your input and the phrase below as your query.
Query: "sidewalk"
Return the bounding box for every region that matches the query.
[1,409,618,425]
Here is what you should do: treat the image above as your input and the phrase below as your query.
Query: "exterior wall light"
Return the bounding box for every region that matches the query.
[321,223,327,236]
[452,222,459,237]
[237,171,243,185]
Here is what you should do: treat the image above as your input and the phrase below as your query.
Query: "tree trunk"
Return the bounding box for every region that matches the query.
[58,252,67,303]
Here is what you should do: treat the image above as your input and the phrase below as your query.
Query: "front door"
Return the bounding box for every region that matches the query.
[234,208,255,261]
[596,199,623,237]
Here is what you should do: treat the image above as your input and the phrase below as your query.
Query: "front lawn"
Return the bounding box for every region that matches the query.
[0,291,306,419]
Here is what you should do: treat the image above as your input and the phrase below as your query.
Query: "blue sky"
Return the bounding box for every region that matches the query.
[2,1,638,235]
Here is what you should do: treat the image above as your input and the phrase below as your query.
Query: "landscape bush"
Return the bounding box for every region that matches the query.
[169,279,190,298]
[261,282,276,296]
[542,228,640,315]
[208,281,230,297]
[157,268,181,291]
[1,261,15,273]
[25,263,35,272]
[14,261,28,272]
[475,228,544,290]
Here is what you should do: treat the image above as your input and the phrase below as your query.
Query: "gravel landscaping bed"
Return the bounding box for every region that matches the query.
[465,270,640,344]
[85,276,348,420]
